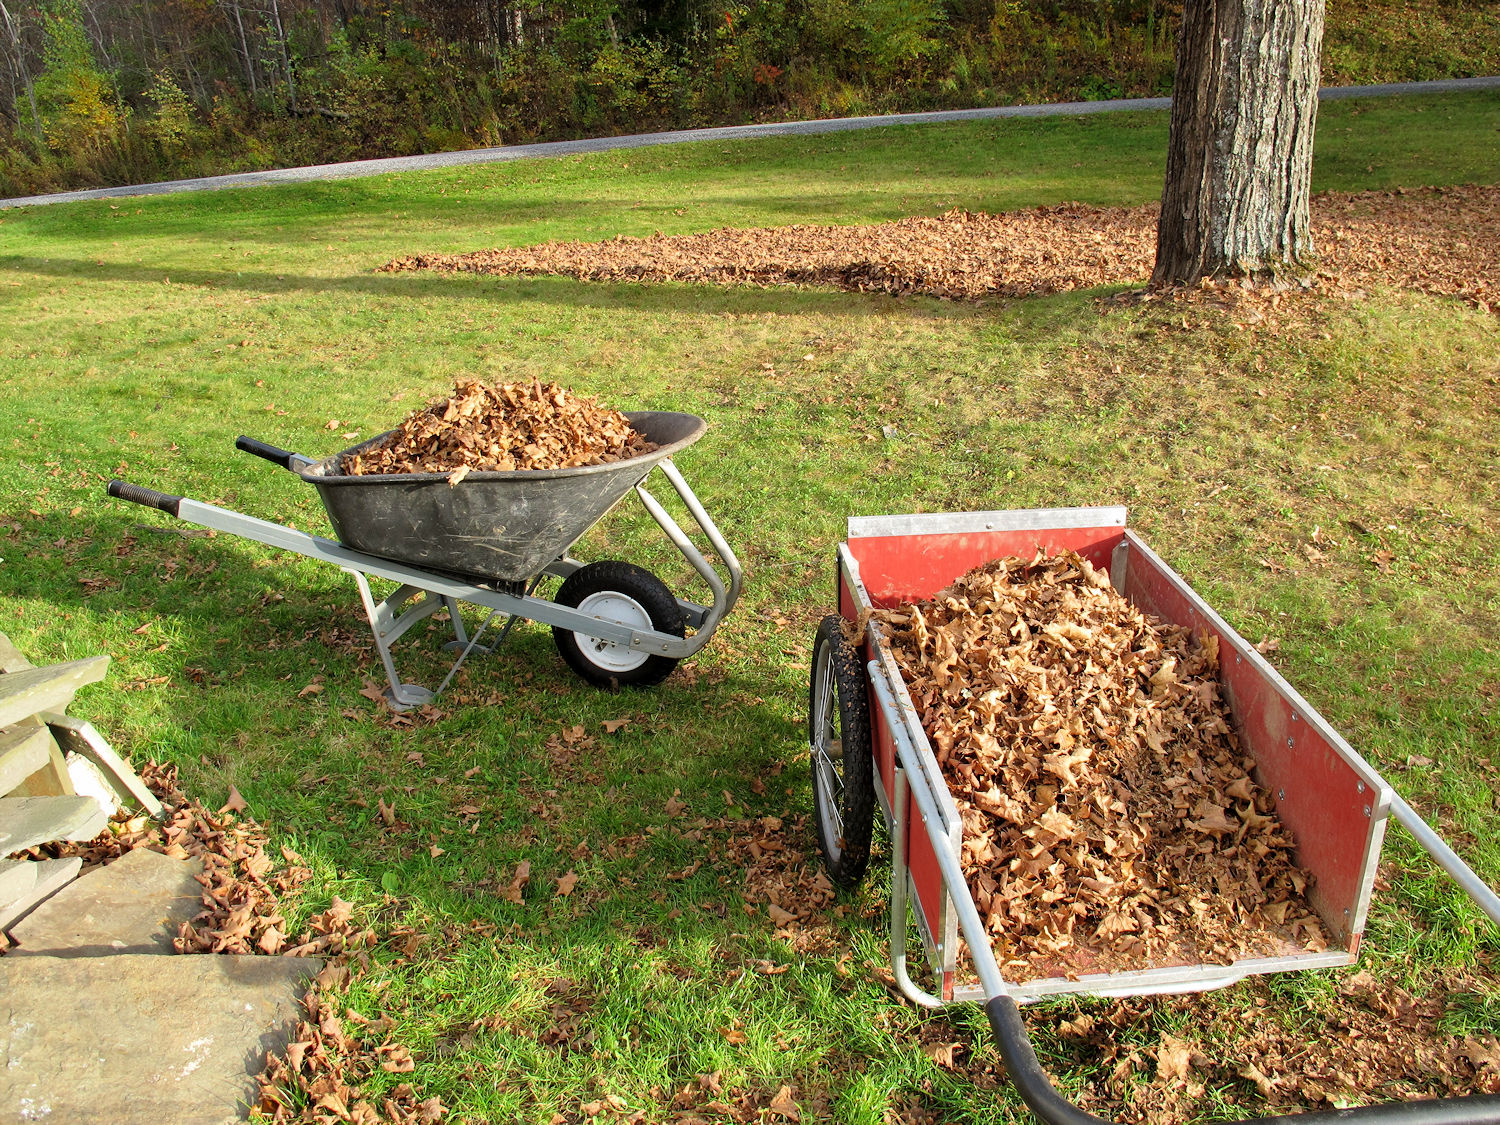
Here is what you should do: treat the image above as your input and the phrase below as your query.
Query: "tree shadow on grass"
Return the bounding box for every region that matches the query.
[0,253,988,323]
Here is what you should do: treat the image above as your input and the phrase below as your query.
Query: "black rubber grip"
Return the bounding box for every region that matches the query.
[107,479,183,517]
[235,435,298,469]
[983,994,1500,1125]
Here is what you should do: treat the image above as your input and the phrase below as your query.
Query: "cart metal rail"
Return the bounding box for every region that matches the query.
[810,506,1500,1125]
[108,413,741,707]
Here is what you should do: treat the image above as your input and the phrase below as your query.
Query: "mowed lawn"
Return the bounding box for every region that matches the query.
[2,91,1498,1123]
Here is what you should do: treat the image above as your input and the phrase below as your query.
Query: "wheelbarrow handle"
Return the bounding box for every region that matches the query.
[984,994,1500,1125]
[235,435,301,470]
[107,479,182,518]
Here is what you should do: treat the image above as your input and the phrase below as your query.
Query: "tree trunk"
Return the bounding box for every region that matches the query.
[1152,0,1325,287]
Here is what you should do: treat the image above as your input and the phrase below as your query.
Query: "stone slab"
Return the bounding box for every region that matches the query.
[42,712,163,817]
[0,724,54,796]
[4,731,74,800]
[0,858,82,933]
[0,657,109,730]
[0,633,31,674]
[8,847,204,957]
[0,952,318,1125]
[0,795,108,852]
[0,859,37,905]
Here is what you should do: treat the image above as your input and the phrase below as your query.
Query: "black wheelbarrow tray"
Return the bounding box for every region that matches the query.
[809,506,1500,1125]
[107,412,741,708]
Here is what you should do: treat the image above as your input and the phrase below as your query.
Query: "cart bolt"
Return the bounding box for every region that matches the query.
[1364,805,1371,818]
[1278,788,1285,801]
[1291,712,1298,722]
[1287,737,1294,748]
[1357,781,1365,794]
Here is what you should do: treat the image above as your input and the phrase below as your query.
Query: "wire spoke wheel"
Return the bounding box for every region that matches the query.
[808,614,874,888]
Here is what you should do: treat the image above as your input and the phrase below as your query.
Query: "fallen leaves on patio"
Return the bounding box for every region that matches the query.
[872,551,1326,982]
[340,378,656,476]
[381,184,1500,314]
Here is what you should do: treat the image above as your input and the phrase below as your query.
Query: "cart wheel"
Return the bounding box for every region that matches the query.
[809,614,875,889]
[552,561,685,688]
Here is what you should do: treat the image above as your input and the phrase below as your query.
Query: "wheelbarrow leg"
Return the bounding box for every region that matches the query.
[345,569,437,711]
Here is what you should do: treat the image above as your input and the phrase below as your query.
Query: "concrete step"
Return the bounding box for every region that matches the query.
[0,952,318,1125]
[8,848,203,957]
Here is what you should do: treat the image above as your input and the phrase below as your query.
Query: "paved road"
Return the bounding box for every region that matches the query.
[3,75,1497,210]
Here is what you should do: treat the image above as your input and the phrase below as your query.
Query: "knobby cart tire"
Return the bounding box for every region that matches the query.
[808,614,875,889]
[552,560,685,688]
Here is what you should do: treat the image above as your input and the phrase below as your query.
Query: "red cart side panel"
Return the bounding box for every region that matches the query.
[1120,533,1386,951]
[848,528,1126,608]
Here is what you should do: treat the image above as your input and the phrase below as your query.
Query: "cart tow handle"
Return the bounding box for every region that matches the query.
[985,995,1500,1125]
[868,664,1500,1125]
[107,479,182,518]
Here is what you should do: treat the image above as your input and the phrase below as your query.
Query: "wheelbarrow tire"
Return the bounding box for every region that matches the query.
[552,561,685,688]
[809,614,875,889]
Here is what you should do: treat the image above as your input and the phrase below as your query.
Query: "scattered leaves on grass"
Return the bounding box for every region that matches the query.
[872,551,1324,982]
[340,378,657,476]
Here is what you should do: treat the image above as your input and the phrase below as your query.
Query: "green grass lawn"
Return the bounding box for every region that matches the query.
[2,90,1499,1123]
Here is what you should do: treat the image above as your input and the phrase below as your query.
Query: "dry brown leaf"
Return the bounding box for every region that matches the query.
[219,785,248,814]
[1157,1034,1192,1081]
[768,1085,800,1121]
[502,860,531,905]
[556,870,579,898]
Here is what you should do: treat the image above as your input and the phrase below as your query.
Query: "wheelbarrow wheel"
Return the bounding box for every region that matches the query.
[552,560,685,688]
[809,614,875,889]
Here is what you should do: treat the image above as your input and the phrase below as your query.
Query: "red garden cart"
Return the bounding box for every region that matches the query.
[810,505,1500,1124]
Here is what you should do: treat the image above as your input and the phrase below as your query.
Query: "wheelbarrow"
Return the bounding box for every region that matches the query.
[107,412,741,709]
[809,505,1500,1123]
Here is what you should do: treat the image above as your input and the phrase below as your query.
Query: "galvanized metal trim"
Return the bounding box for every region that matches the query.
[847,506,1128,541]
[1003,951,1356,1003]
[868,664,1010,1002]
[173,497,699,656]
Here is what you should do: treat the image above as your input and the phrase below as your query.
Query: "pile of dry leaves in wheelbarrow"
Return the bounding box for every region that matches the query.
[873,551,1326,982]
[343,378,656,478]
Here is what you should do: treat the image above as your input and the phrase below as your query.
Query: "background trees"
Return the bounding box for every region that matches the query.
[0,0,1493,196]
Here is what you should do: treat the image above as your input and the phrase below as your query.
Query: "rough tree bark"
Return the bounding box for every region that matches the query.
[1152,0,1325,287]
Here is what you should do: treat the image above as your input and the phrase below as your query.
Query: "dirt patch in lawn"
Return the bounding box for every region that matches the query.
[379,184,1499,312]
